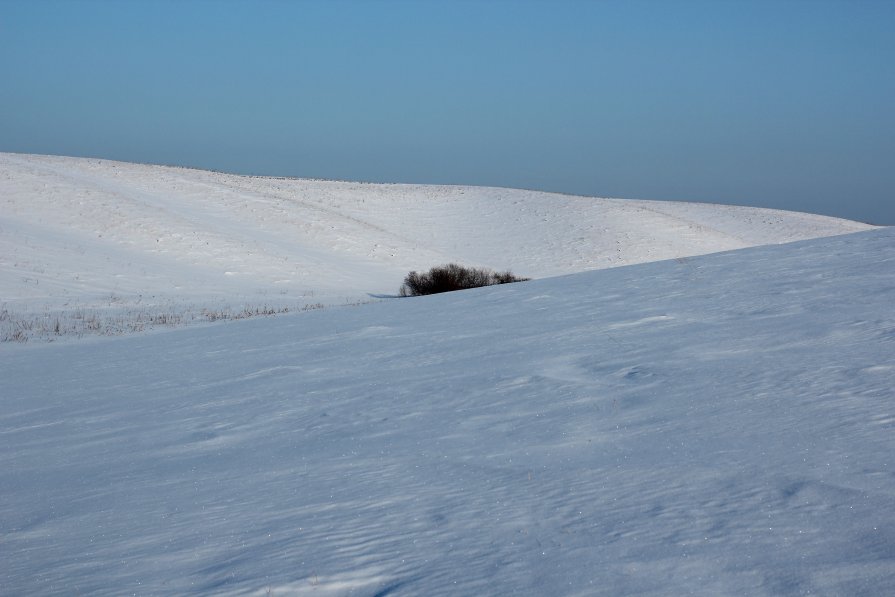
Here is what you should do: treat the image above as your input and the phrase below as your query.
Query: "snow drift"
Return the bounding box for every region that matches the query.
[2,227,894,595]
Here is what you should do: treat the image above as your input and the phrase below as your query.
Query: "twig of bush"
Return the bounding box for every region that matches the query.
[399,263,529,296]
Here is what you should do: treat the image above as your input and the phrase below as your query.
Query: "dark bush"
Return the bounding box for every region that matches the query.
[399,263,529,296]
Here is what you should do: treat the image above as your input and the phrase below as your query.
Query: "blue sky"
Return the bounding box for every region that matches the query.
[2,0,893,224]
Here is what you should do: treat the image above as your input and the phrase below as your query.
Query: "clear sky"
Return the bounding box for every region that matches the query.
[2,0,893,224]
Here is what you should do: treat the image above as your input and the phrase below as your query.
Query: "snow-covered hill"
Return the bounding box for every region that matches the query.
[0,153,875,341]
[2,228,893,595]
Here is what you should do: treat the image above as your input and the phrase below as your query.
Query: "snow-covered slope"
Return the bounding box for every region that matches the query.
[2,228,893,595]
[0,153,875,341]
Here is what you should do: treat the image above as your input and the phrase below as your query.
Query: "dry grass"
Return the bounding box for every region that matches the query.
[0,301,327,343]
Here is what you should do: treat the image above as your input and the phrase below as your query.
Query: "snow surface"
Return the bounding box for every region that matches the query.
[2,227,894,595]
[0,152,875,341]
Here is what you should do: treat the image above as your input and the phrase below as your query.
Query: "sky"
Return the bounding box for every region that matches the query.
[1,0,893,225]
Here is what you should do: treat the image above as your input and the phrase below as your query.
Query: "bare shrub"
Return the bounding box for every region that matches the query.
[399,263,529,297]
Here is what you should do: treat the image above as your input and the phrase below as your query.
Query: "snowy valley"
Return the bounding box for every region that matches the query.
[0,153,873,342]
[1,154,893,595]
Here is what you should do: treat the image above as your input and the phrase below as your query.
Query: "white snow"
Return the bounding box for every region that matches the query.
[2,221,894,595]
[2,152,892,594]
[0,152,874,341]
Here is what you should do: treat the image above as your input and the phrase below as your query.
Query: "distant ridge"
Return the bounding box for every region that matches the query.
[0,152,876,341]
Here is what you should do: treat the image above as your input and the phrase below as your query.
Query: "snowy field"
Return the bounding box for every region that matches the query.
[1,152,892,594]
[2,225,894,595]
[0,152,874,342]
